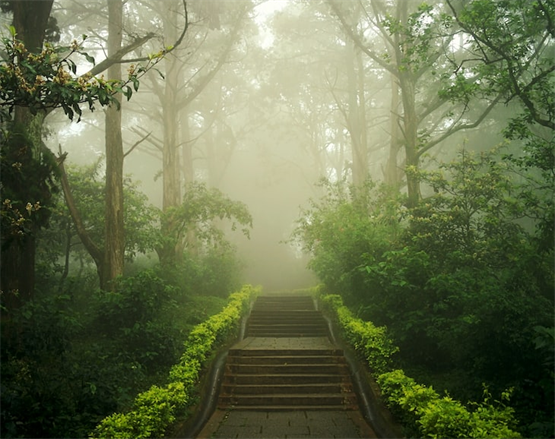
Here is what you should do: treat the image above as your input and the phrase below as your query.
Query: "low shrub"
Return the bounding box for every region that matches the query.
[91,284,259,439]
[378,370,521,439]
[319,290,522,439]
[319,291,399,376]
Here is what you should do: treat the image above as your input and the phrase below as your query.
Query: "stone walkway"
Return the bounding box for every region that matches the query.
[231,336,337,351]
[195,337,378,439]
[196,409,377,438]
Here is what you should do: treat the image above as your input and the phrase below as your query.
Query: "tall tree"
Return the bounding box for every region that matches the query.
[136,0,252,265]
[1,1,54,303]
[445,0,554,249]
[329,0,502,206]
[103,0,125,288]
[53,0,188,285]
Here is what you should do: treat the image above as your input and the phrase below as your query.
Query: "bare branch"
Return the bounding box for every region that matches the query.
[123,131,152,158]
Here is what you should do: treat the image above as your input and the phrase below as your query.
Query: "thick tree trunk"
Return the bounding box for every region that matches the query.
[103,0,125,289]
[0,1,54,305]
[12,1,53,52]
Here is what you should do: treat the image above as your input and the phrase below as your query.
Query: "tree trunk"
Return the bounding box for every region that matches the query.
[182,108,194,185]
[0,1,54,305]
[103,0,125,289]
[346,42,369,187]
[399,72,420,207]
[385,74,401,187]
[12,1,53,52]
[158,0,184,265]
[162,25,181,211]
[395,2,420,207]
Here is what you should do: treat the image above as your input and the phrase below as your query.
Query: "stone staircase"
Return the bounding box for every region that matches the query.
[245,295,330,338]
[217,294,359,411]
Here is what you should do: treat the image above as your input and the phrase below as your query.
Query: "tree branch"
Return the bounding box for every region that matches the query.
[56,148,104,269]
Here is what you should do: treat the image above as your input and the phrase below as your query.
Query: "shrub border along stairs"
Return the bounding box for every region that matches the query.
[314,287,522,439]
[91,285,260,439]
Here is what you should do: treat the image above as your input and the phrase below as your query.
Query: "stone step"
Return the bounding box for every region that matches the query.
[248,317,326,324]
[216,404,355,411]
[246,329,328,336]
[245,332,329,338]
[228,348,344,357]
[247,323,328,329]
[247,314,325,321]
[221,383,352,395]
[226,363,350,375]
[250,307,319,312]
[254,298,313,303]
[215,294,360,412]
[224,373,350,385]
[218,393,359,407]
[227,355,346,365]
[246,323,329,337]
[252,298,315,311]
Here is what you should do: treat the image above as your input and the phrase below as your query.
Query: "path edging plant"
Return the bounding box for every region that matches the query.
[91,284,260,439]
[317,287,521,439]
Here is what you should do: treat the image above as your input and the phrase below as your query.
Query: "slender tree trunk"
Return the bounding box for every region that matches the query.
[104,0,125,289]
[158,0,183,265]
[400,72,420,207]
[182,108,194,185]
[346,43,368,186]
[385,74,401,187]
[395,1,420,207]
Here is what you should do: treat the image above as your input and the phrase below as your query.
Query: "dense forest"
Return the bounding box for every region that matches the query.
[0,0,553,438]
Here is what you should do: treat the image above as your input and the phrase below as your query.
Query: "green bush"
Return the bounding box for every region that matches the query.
[291,179,403,304]
[319,292,398,376]
[91,284,259,439]
[378,370,521,439]
[319,291,522,439]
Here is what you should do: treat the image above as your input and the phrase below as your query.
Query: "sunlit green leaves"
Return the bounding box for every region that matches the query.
[377,369,521,439]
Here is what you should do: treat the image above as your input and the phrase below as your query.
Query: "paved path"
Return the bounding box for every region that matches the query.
[197,409,377,438]
[231,336,337,351]
[195,337,378,438]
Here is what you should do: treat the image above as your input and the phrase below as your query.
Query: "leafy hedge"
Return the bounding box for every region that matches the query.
[91,285,259,439]
[319,293,399,376]
[318,290,522,439]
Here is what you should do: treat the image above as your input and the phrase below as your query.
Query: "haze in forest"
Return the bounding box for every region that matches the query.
[33,0,506,290]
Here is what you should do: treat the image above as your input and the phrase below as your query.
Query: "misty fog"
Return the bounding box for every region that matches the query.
[33,0,515,291]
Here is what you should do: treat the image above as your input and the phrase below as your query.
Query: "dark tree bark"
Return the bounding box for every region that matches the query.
[0,1,54,305]
[11,0,53,52]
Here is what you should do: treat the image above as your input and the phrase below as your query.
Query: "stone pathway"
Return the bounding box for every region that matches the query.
[232,336,336,351]
[197,408,377,438]
[195,337,378,438]
[188,294,396,438]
